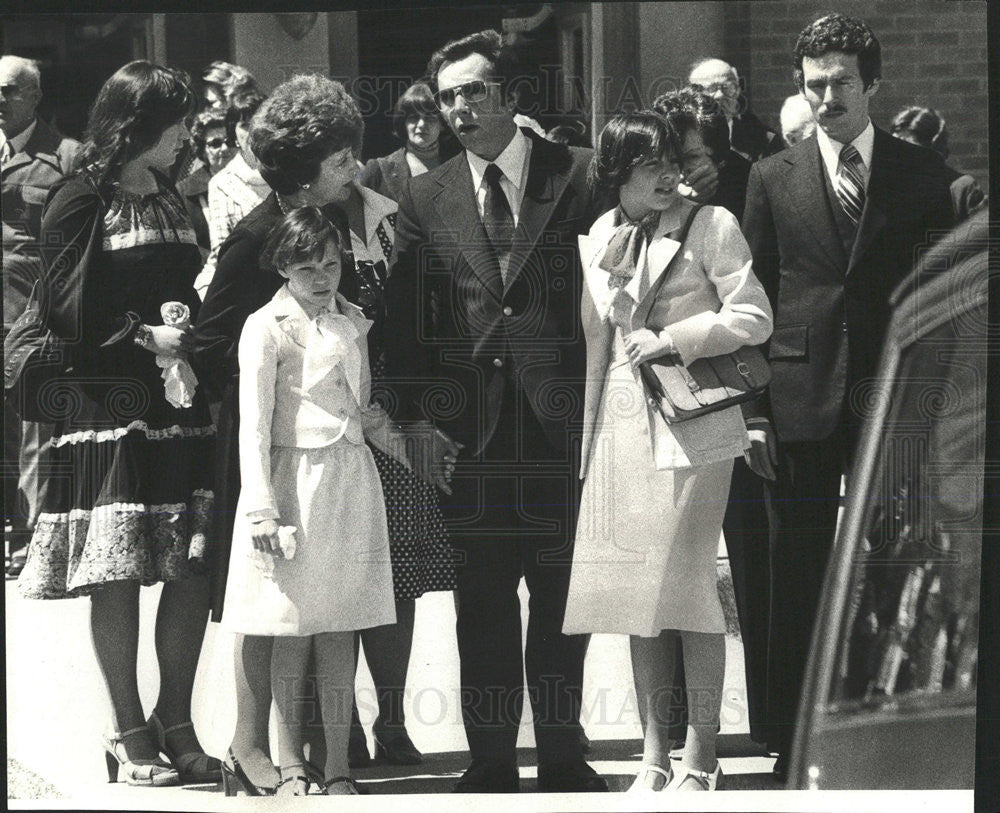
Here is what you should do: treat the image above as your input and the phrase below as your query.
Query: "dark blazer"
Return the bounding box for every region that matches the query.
[731,110,783,164]
[3,119,82,327]
[387,129,594,456]
[176,165,212,254]
[742,126,955,442]
[358,147,411,203]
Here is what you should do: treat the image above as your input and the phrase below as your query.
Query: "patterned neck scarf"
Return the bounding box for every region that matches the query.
[598,207,661,289]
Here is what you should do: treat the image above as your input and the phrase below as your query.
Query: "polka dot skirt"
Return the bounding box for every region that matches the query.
[369,446,456,600]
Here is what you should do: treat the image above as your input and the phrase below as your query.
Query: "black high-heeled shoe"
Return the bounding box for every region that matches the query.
[323,775,366,795]
[102,727,180,787]
[147,712,221,784]
[221,748,277,796]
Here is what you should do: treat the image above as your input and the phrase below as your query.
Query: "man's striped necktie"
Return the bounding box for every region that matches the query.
[835,143,866,226]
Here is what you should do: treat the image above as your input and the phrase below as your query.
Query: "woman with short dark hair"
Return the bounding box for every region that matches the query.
[177,109,236,257]
[194,88,269,298]
[563,110,772,792]
[17,60,219,789]
[357,81,456,201]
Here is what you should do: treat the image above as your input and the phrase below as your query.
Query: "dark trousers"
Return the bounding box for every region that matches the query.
[665,457,773,744]
[762,426,851,754]
[442,376,587,765]
[3,412,52,552]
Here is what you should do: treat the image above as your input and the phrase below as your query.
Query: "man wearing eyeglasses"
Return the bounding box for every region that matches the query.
[1,55,81,578]
[689,58,783,165]
[386,29,605,794]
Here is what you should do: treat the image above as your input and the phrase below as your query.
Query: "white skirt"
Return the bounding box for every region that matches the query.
[563,354,732,637]
[222,441,396,636]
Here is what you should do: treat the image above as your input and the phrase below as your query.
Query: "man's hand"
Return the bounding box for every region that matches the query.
[405,422,463,495]
[744,421,777,480]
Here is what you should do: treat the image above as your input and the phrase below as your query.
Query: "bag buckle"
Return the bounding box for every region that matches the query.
[736,361,751,377]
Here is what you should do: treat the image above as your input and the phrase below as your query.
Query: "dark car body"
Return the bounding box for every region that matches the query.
[789,210,988,791]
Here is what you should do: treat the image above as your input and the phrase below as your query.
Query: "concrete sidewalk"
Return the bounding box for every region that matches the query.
[6,570,779,809]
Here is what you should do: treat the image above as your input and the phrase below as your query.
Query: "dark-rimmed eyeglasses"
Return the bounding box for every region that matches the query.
[205,138,231,149]
[432,79,498,109]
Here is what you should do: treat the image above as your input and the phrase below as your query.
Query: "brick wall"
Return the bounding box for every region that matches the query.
[722,1,988,186]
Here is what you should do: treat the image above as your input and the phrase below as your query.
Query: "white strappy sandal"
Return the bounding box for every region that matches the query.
[627,763,674,792]
[670,761,722,790]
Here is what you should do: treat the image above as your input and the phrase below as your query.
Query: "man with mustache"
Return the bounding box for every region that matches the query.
[741,13,954,779]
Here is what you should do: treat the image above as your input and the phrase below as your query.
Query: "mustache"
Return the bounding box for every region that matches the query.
[822,105,848,114]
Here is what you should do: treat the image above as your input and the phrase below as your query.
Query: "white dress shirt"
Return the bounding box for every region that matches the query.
[465,125,532,227]
[816,119,875,191]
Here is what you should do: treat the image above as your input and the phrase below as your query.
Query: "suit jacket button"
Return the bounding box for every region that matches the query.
[648,396,657,406]
[503,306,513,316]
[493,358,503,368]
[842,322,848,332]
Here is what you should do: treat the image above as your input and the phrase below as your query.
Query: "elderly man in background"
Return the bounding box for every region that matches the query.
[779,94,817,147]
[1,54,82,578]
[689,57,783,163]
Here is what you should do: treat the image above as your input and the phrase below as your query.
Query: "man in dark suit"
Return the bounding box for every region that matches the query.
[386,30,605,793]
[741,13,954,777]
[1,54,81,577]
[689,58,784,167]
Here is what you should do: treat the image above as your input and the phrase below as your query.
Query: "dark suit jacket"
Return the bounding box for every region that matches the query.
[358,147,411,203]
[386,129,594,456]
[742,126,954,442]
[176,165,212,254]
[731,110,783,164]
[3,119,82,327]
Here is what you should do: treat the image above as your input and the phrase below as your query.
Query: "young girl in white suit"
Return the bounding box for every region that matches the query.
[562,112,773,791]
[221,207,427,795]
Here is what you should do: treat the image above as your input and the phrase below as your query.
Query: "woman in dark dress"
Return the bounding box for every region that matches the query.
[191,73,457,794]
[17,61,220,788]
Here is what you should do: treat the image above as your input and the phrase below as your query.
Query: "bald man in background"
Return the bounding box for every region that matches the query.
[1,54,81,577]
[689,57,783,164]
[779,94,817,147]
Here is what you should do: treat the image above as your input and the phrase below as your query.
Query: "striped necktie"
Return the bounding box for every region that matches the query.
[836,143,866,226]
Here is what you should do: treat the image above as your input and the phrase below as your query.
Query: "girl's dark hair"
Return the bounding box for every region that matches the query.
[392,81,443,142]
[260,206,345,275]
[890,106,949,159]
[249,74,363,196]
[588,111,680,206]
[190,109,233,164]
[79,61,195,187]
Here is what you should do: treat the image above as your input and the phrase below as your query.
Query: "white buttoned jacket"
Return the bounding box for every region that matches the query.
[237,285,408,520]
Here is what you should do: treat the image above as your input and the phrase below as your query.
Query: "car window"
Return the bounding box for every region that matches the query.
[825,305,985,710]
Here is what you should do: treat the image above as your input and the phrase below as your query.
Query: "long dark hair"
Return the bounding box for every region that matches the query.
[79,61,195,188]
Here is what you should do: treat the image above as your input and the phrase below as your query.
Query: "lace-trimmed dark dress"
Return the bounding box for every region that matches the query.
[17,173,215,599]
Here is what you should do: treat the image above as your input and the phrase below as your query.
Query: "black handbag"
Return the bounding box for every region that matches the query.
[3,280,70,422]
[638,205,771,424]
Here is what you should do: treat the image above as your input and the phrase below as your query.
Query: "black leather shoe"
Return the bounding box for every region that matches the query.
[453,760,519,793]
[348,731,371,769]
[6,547,26,579]
[772,752,788,782]
[374,730,422,765]
[537,760,608,792]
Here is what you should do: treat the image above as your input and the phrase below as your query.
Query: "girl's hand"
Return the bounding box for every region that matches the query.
[250,518,280,553]
[625,328,677,367]
[144,324,191,358]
